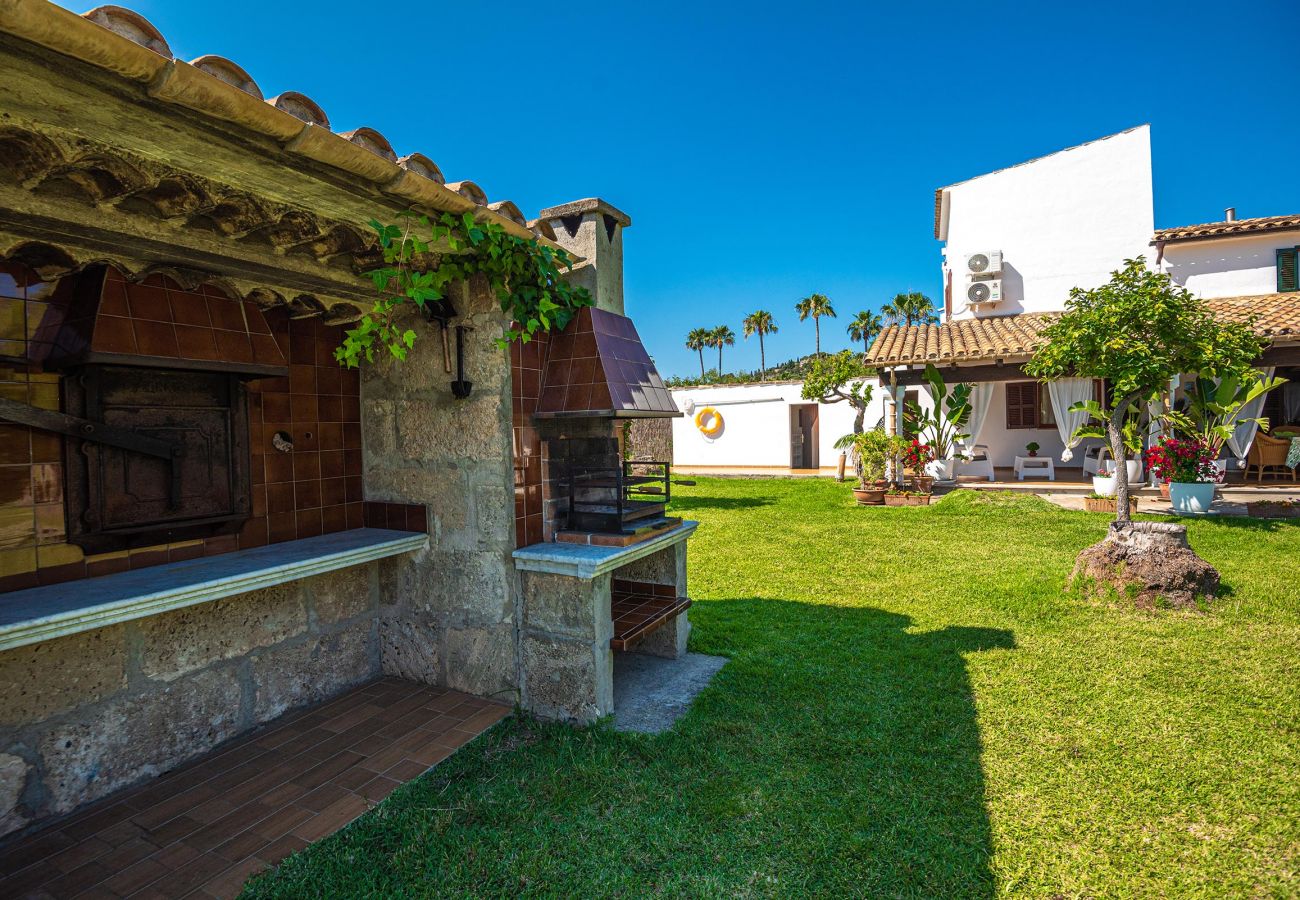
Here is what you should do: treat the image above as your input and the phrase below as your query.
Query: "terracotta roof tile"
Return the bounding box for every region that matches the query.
[866,294,1300,367]
[1155,215,1300,243]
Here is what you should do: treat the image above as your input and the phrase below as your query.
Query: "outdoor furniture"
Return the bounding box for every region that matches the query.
[1014,455,1055,481]
[1083,444,1105,477]
[1247,433,1296,481]
[955,444,995,481]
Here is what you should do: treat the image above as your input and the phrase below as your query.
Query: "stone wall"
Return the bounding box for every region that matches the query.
[626,417,674,464]
[0,563,381,839]
[361,275,521,704]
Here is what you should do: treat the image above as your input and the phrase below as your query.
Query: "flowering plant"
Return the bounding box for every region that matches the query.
[1144,437,1219,484]
[900,439,935,470]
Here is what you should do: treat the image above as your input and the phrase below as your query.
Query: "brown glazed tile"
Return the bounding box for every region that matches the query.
[206,296,248,332]
[133,320,180,358]
[345,502,365,529]
[289,364,315,394]
[294,479,321,511]
[321,504,347,535]
[91,315,137,354]
[215,328,254,363]
[238,516,269,550]
[174,324,219,360]
[295,507,322,539]
[406,505,429,534]
[267,512,296,544]
[125,282,172,321]
[260,392,290,423]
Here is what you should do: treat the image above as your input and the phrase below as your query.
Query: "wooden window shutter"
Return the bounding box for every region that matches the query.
[1279,247,1299,293]
[1006,382,1037,429]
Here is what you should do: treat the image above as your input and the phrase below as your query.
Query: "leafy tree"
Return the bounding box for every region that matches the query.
[685,328,710,378]
[796,293,836,354]
[1025,258,1265,525]
[881,292,939,327]
[742,310,779,379]
[709,325,736,374]
[847,310,883,356]
[801,350,873,435]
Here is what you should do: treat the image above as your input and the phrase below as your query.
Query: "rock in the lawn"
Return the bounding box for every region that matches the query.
[1071,521,1219,610]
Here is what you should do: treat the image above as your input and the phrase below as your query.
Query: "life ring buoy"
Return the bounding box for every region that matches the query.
[694,406,723,436]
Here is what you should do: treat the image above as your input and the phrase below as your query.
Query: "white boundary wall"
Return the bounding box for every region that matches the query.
[669,381,891,468]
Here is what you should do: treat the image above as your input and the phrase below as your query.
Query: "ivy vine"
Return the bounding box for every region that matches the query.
[335,211,592,368]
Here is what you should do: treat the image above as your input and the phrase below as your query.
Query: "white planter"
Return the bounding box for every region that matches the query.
[1092,475,1117,496]
[926,459,956,482]
[1170,481,1215,514]
[1125,459,1143,483]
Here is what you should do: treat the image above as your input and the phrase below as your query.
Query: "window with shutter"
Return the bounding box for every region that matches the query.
[1278,247,1299,293]
[1006,382,1038,429]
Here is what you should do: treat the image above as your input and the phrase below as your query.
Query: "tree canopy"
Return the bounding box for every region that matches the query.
[801,350,874,433]
[881,292,938,327]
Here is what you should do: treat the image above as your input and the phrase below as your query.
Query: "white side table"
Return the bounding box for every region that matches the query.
[1014,456,1055,481]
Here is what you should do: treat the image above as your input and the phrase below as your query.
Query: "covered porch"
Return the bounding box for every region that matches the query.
[867,299,1300,485]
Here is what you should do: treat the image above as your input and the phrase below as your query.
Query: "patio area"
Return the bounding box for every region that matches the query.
[0,679,508,899]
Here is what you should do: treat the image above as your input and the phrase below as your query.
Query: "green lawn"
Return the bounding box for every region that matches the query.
[245,480,1300,898]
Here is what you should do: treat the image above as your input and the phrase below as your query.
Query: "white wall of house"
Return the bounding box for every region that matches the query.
[1160,231,1300,298]
[938,125,1154,320]
[670,381,891,468]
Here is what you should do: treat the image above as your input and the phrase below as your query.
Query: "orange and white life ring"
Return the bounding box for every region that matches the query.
[694,406,723,436]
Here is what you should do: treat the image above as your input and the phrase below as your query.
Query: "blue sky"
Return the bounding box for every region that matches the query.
[81,1,1299,377]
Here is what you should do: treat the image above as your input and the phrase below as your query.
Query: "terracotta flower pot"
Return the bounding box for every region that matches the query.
[1159,481,1170,500]
[853,487,886,506]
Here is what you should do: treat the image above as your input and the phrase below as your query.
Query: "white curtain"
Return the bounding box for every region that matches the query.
[1284,383,1300,425]
[965,382,994,450]
[1226,366,1276,467]
[1047,378,1095,461]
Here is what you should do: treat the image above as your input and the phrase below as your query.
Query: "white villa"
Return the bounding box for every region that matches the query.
[867,125,1300,481]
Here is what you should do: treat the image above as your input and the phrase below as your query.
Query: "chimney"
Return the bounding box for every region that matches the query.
[1224,207,1237,222]
[536,198,631,315]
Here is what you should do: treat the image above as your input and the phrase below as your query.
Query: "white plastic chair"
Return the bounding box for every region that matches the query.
[955,444,994,481]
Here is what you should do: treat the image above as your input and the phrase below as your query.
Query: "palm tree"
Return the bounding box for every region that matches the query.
[795,293,836,354]
[847,310,882,356]
[881,292,939,327]
[742,310,778,379]
[685,328,710,378]
[709,325,736,374]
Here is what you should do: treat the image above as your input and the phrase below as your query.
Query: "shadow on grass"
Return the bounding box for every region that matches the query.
[687,597,1016,896]
[667,494,774,512]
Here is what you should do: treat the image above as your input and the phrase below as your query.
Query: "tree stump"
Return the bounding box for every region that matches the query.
[1071,521,1219,610]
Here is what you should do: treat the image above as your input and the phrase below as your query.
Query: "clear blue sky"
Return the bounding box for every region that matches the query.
[79,1,1300,378]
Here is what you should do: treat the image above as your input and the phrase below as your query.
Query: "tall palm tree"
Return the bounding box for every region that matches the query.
[685,328,710,378]
[881,292,939,327]
[847,310,883,356]
[742,310,778,379]
[795,293,836,354]
[710,325,736,374]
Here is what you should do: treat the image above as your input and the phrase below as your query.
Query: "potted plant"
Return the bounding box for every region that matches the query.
[907,364,972,483]
[884,488,931,507]
[1025,441,1040,458]
[1145,436,1219,514]
[1084,492,1139,514]
[1163,369,1286,475]
[900,438,936,493]
[838,429,895,505]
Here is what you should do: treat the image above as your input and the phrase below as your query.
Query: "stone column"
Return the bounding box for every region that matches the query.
[519,571,613,722]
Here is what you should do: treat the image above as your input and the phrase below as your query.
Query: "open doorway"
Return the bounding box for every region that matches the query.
[790,404,820,469]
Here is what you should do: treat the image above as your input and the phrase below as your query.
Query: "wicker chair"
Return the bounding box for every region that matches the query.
[1246,433,1295,482]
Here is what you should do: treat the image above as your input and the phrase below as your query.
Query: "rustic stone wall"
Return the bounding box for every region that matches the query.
[0,563,381,839]
[626,417,674,464]
[362,276,520,704]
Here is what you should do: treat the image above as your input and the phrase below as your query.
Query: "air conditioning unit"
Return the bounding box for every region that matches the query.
[967,278,1002,305]
[966,250,1003,277]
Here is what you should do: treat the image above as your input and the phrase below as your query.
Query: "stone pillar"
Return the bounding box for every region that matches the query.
[519,571,614,722]
[362,276,520,703]
[537,198,631,315]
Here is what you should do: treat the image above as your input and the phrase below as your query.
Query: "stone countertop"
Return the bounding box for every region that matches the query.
[0,528,428,652]
[512,521,698,580]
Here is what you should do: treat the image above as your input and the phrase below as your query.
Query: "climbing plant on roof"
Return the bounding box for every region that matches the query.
[336,211,592,368]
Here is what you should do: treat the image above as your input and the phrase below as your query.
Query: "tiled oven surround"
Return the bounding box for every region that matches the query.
[0,262,425,592]
[510,328,549,548]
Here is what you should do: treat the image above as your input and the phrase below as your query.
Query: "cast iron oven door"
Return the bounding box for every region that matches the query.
[63,365,251,552]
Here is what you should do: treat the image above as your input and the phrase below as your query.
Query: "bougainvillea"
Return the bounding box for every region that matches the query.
[901,438,935,470]
[1145,437,1220,484]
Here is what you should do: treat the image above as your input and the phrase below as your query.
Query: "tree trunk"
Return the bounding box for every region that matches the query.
[1107,392,1143,526]
[759,332,766,380]
[814,317,821,354]
[697,349,704,378]
[717,345,723,373]
[1072,521,1219,610]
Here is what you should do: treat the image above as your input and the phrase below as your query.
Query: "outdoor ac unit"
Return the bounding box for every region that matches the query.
[967,278,1002,305]
[966,250,1003,276]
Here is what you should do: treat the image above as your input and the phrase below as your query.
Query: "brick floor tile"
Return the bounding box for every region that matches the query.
[291,794,369,843]
[320,703,383,734]
[255,833,307,866]
[102,855,169,896]
[292,751,365,790]
[250,804,314,842]
[407,744,453,767]
[131,784,216,831]
[0,829,74,873]
[42,858,115,896]
[96,836,160,872]
[357,743,408,775]
[330,766,376,792]
[296,782,351,813]
[42,834,111,874]
[357,776,401,803]
[188,796,240,825]
[460,705,511,731]
[139,813,203,847]
[0,859,60,897]
[59,802,135,841]
[383,759,430,782]
[431,728,474,751]
[424,690,472,713]
[257,780,308,810]
[200,856,267,899]
[348,734,391,756]
[154,840,202,870]
[156,850,232,897]
[212,826,269,863]
[183,803,272,853]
